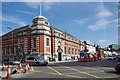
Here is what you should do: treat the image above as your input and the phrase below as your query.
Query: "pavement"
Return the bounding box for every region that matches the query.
[48,60,78,64]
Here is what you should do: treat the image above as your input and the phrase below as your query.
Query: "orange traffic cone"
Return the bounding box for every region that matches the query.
[6,65,12,78]
[27,62,30,72]
[2,63,6,71]
[25,63,29,73]
[19,63,23,70]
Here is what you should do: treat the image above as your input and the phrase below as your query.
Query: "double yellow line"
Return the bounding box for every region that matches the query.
[47,66,84,78]
[47,66,62,75]
[63,66,100,78]
[47,66,100,78]
[33,66,119,78]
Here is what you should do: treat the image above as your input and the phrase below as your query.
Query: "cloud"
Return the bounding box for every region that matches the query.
[99,39,108,47]
[99,39,107,43]
[86,40,91,44]
[96,4,112,18]
[88,19,107,30]
[2,15,27,26]
[16,10,35,15]
[25,1,55,11]
[74,18,89,25]
[88,18,117,31]
[88,2,114,31]
[26,2,39,9]
[43,2,54,11]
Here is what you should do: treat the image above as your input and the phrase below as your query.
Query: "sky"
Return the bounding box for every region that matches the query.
[1,1,118,48]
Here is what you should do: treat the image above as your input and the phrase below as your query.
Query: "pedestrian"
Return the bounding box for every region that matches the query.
[49,57,51,62]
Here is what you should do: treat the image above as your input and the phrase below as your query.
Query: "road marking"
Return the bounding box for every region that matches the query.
[64,74,84,78]
[63,66,100,78]
[102,76,120,78]
[47,72,84,78]
[32,71,42,73]
[47,72,62,75]
[97,67,114,71]
[83,67,104,73]
[51,66,64,69]
[63,72,78,74]
[47,66,62,75]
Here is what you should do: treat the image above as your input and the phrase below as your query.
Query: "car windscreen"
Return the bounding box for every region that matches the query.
[27,57,35,60]
[36,56,44,60]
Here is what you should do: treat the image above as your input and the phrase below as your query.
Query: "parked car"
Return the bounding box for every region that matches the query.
[10,59,20,65]
[9,58,21,65]
[26,56,48,66]
[115,62,120,73]
[3,58,9,65]
[21,58,26,63]
[3,58,21,65]
[116,55,120,62]
[106,55,114,60]
[112,54,117,60]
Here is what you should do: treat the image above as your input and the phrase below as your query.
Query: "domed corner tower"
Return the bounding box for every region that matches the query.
[30,1,52,60]
[32,15,50,27]
[30,15,51,58]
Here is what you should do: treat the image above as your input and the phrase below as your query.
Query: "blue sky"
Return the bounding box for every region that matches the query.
[1,2,118,48]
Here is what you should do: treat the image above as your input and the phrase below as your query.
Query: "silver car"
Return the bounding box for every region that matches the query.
[26,56,48,66]
[106,55,114,60]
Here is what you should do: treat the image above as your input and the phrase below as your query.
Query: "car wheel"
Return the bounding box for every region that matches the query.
[116,70,120,73]
[36,62,39,65]
[44,63,48,66]
[45,64,48,66]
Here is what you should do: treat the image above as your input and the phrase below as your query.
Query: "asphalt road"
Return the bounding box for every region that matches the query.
[11,59,120,79]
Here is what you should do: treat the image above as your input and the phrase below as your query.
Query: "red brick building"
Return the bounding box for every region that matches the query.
[2,15,85,62]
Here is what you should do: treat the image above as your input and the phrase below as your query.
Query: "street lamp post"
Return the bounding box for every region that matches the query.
[79,40,81,58]
[50,26,53,61]
[57,41,63,61]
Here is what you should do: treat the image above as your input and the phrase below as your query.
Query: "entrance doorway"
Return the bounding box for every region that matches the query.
[58,53,62,61]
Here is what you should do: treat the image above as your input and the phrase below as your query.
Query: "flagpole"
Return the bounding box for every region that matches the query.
[40,0,42,16]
